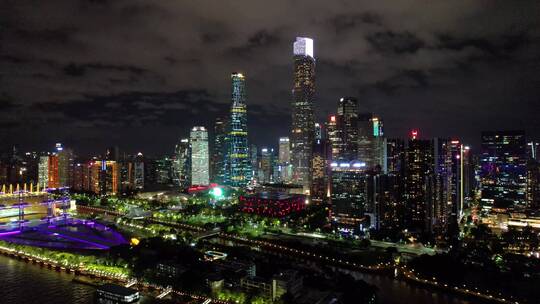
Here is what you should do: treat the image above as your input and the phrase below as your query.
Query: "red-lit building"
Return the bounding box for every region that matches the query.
[239,192,306,217]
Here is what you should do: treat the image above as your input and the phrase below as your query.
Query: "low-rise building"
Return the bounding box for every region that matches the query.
[96,283,140,304]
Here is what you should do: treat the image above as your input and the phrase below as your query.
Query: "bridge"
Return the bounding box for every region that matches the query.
[193,228,221,241]
[156,286,172,299]
[125,278,137,288]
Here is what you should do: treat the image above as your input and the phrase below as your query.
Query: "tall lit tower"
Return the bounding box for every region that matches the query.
[337,97,359,161]
[228,72,250,187]
[212,116,228,184]
[291,37,315,191]
[190,126,209,186]
[279,137,290,164]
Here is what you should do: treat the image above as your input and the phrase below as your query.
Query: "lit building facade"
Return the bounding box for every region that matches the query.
[278,137,292,182]
[404,131,434,233]
[134,153,144,190]
[357,113,375,168]
[311,139,328,201]
[228,73,250,187]
[278,137,290,164]
[258,148,275,184]
[38,156,49,189]
[336,97,359,161]
[190,126,210,186]
[480,131,527,207]
[57,146,73,188]
[527,160,540,209]
[173,139,190,188]
[291,37,315,191]
[329,161,370,234]
[212,117,228,184]
[326,114,341,161]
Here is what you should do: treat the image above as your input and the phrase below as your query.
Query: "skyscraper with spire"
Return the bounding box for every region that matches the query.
[227,72,251,187]
[290,37,315,191]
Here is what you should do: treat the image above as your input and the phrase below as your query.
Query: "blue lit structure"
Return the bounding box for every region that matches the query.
[227,72,251,187]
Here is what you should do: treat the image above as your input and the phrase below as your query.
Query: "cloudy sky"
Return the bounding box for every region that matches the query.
[1,0,539,156]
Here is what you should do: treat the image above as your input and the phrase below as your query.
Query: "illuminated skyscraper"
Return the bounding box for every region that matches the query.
[57,144,73,188]
[291,37,315,191]
[190,126,209,186]
[134,153,144,190]
[173,139,191,187]
[404,130,434,232]
[430,138,464,235]
[311,138,328,201]
[357,113,374,167]
[38,155,49,189]
[326,115,341,161]
[258,147,274,183]
[480,131,527,206]
[337,97,359,161]
[228,72,251,187]
[279,137,290,164]
[212,117,228,184]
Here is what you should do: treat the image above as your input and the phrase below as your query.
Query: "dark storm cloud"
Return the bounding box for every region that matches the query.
[63,63,147,77]
[32,90,224,127]
[374,70,429,95]
[367,31,425,54]
[436,32,531,61]
[327,12,383,33]
[0,0,539,154]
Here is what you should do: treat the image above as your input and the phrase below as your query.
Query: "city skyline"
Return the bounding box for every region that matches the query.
[1,2,540,304]
[1,1,540,155]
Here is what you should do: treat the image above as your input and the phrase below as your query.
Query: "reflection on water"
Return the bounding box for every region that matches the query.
[0,255,95,304]
[0,254,472,304]
[352,272,471,304]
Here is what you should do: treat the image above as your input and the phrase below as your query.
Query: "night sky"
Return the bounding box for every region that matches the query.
[1,1,539,157]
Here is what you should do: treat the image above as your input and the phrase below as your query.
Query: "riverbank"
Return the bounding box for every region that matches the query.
[0,240,231,304]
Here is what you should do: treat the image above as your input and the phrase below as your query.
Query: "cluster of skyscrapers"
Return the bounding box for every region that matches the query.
[1,36,538,242]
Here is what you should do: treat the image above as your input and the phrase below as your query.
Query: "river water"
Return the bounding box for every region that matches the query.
[0,255,95,304]
[0,254,472,304]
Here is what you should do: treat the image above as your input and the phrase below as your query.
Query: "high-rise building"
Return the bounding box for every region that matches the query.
[336,97,359,161]
[326,114,341,161]
[173,139,191,188]
[527,159,540,210]
[431,138,465,235]
[278,137,292,183]
[311,139,328,201]
[258,148,275,184]
[329,160,370,235]
[250,144,258,183]
[480,131,527,207]
[291,37,315,191]
[98,160,119,195]
[212,117,229,184]
[155,157,172,184]
[118,158,134,192]
[528,141,539,160]
[48,155,59,189]
[357,113,375,168]
[190,126,210,186]
[38,155,50,189]
[386,139,405,176]
[57,145,73,188]
[372,138,407,232]
[314,123,322,141]
[404,131,434,233]
[228,73,250,187]
[134,153,145,190]
[278,137,290,164]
